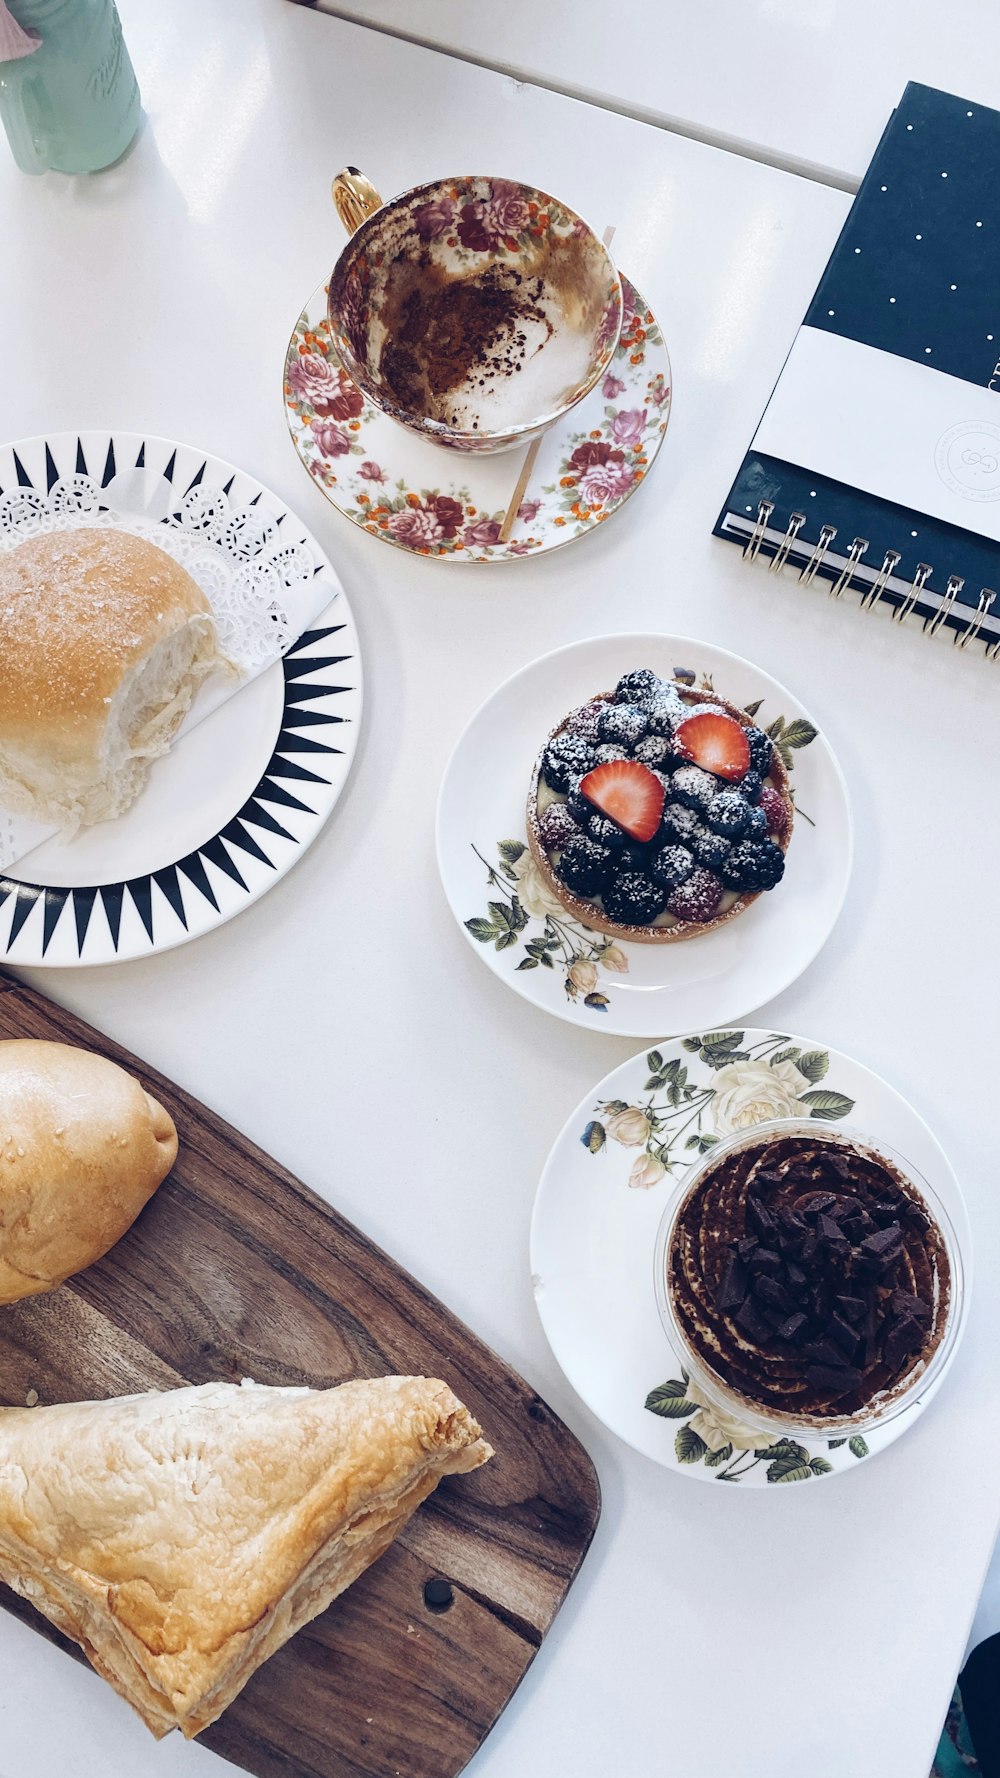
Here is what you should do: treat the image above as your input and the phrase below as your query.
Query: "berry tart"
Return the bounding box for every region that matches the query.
[526,667,794,943]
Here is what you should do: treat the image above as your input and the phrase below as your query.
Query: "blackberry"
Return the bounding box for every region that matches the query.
[646,691,684,738]
[670,764,717,814]
[666,867,724,923]
[598,703,649,748]
[593,742,629,765]
[620,840,655,872]
[538,803,581,853]
[587,812,628,852]
[556,835,611,897]
[603,871,665,926]
[565,774,592,823]
[744,805,768,838]
[614,668,662,707]
[632,733,673,769]
[565,699,607,743]
[542,732,596,793]
[740,768,763,804]
[722,838,785,893]
[649,843,695,890]
[706,789,751,840]
[660,801,701,845]
[690,826,733,874]
[746,727,774,775]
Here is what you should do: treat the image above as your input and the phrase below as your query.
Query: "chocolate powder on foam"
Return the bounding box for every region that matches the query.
[379,258,552,427]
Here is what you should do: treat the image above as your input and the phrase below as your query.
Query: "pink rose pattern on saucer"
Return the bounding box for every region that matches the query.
[284,274,672,564]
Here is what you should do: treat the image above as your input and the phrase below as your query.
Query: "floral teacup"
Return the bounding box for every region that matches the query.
[328,169,622,455]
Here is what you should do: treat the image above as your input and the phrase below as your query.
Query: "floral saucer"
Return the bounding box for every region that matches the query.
[531,1030,971,1485]
[284,274,670,562]
[435,635,852,1037]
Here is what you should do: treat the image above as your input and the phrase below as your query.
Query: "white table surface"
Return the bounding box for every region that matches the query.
[314,0,1000,187]
[2,4,999,1776]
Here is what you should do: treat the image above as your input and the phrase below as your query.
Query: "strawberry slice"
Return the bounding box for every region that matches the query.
[580,758,665,842]
[674,711,750,782]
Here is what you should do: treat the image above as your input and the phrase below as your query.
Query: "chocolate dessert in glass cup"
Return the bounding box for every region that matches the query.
[654,1121,962,1440]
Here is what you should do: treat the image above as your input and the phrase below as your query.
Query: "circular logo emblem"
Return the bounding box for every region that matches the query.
[935,420,1000,501]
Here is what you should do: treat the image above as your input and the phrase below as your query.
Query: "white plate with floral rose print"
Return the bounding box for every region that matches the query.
[284,274,670,562]
[531,1030,971,1485]
[435,635,851,1037]
[0,430,361,966]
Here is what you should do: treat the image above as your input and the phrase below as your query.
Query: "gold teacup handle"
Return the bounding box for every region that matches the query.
[332,167,383,236]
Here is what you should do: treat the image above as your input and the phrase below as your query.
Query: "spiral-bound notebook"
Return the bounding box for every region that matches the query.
[715,81,1000,654]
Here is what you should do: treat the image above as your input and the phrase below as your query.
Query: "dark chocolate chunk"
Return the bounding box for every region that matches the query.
[903,1203,931,1233]
[754,1274,792,1312]
[799,1232,820,1269]
[715,1255,748,1315]
[735,1295,773,1346]
[806,1364,862,1396]
[746,1194,776,1238]
[748,1247,780,1275]
[802,1336,848,1368]
[836,1294,867,1324]
[736,1235,759,1262]
[799,1191,837,1218]
[871,1200,903,1227]
[817,1213,848,1247]
[860,1224,903,1260]
[883,1314,924,1370]
[829,1313,860,1359]
[785,1261,808,1291]
[776,1312,808,1344]
[829,1153,853,1181]
[890,1289,932,1324]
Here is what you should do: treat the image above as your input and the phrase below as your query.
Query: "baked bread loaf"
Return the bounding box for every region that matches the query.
[0,527,225,828]
[0,1376,492,1737]
[0,1039,176,1302]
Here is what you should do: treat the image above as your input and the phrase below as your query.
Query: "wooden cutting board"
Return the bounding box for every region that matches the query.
[0,971,601,1778]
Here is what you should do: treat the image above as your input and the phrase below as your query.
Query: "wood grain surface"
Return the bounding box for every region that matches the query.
[0,970,601,1778]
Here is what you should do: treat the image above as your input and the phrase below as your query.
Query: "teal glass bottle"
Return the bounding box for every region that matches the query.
[0,0,140,174]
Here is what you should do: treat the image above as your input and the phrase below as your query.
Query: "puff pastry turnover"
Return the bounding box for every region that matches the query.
[0,1375,492,1738]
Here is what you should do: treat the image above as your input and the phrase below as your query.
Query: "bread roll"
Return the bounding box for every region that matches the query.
[0,1039,177,1302]
[0,527,225,828]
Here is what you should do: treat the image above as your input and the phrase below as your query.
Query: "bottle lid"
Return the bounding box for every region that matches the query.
[0,1,41,62]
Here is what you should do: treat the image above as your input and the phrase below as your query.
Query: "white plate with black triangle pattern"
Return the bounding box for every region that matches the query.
[0,430,362,966]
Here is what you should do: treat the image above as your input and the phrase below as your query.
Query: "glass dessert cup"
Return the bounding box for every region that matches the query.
[653,1118,964,1443]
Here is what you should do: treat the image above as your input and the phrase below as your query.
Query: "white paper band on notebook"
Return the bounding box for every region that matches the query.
[754,327,1000,545]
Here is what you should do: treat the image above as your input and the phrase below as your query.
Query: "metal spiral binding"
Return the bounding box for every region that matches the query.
[860,550,901,611]
[741,505,1000,654]
[958,588,996,649]
[798,524,837,585]
[743,500,774,563]
[768,510,806,574]
[828,537,869,598]
[923,574,964,637]
[892,562,932,623]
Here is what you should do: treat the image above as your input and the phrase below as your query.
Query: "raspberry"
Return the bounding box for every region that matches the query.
[706,789,751,840]
[556,835,611,897]
[602,871,665,925]
[538,803,581,852]
[759,784,789,836]
[650,843,695,890]
[666,868,724,922]
[598,702,649,748]
[565,699,607,742]
[670,764,717,814]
